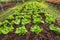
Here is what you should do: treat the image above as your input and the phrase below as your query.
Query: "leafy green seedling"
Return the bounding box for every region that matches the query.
[16,16,22,19]
[11,19,20,25]
[22,18,30,25]
[0,25,14,34]
[15,26,27,35]
[8,25,14,32]
[49,24,60,34]
[33,14,44,24]
[7,15,14,20]
[30,25,43,34]
[13,9,20,16]
[45,13,55,24]
[2,20,9,26]
[22,14,31,19]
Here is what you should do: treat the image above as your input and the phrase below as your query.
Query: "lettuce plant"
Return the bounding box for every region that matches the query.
[30,25,43,34]
[7,15,14,20]
[16,16,22,19]
[22,18,30,25]
[45,13,55,24]
[0,20,14,35]
[33,14,44,24]
[13,9,20,16]
[49,24,60,34]
[11,19,20,25]
[15,26,27,35]
[2,20,9,26]
[0,25,14,34]
[22,14,31,19]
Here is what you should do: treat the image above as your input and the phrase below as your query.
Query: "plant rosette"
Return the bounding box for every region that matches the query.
[10,19,20,25]
[33,14,44,24]
[0,25,14,34]
[7,15,14,20]
[45,13,55,24]
[15,26,27,35]
[13,9,20,16]
[22,18,31,25]
[2,20,9,26]
[15,16,22,19]
[30,25,43,35]
[49,24,60,34]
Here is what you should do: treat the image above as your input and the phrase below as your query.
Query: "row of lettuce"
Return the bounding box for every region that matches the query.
[0,1,60,35]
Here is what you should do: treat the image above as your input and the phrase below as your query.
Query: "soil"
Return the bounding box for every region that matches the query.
[0,13,60,40]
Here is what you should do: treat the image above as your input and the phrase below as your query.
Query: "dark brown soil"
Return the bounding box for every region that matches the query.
[0,13,60,40]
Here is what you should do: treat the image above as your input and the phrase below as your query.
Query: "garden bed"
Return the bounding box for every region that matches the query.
[0,15,60,40]
[0,1,60,40]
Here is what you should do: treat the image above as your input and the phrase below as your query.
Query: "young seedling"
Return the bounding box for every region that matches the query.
[22,18,30,25]
[13,9,20,16]
[22,14,31,19]
[2,20,9,26]
[8,25,14,32]
[7,15,14,20]
[0,25,14,34]
[33,14,44,24]
[15,26,27,35]
[11,19,20,25]
[49,24,60,34]
[16,16,22,19]
[45,13,55,24]
[30,25,43,35]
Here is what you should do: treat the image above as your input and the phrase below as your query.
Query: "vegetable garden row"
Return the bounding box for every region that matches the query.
[0,1,60,40]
